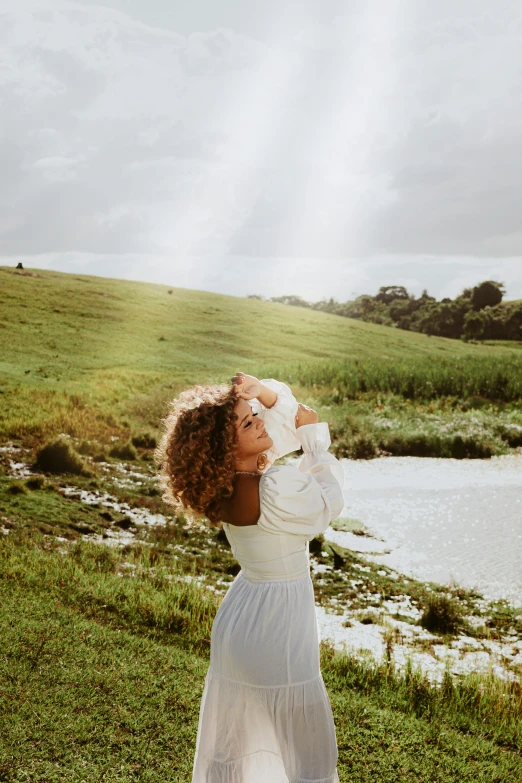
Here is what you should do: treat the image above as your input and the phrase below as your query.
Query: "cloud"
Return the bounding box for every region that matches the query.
[0,2,304,256]
[1,0,522,298]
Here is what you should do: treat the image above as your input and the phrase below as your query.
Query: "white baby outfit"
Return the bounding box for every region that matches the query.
[192,380,345,783]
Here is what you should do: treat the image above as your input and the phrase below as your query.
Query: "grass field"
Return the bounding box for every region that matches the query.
[1,528,521,782]
[1,266,522,458]
[1,265,522,781]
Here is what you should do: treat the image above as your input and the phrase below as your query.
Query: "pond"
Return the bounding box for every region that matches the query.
[326,454,522,606]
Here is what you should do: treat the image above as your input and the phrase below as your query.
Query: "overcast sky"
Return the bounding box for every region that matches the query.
[1,0,522,301]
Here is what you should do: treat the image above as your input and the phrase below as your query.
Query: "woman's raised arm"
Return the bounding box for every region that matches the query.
[233,373,301,463]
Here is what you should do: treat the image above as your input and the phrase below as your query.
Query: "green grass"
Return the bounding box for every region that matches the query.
[1,266,521,455]
[0,548,207,782]
[324,393,522,459]
[1,534,521,782]
[3,469,520,640]
[1,265,522,780]
[0,534,217,649]
[277,355,522,401]
[420,594,465,634]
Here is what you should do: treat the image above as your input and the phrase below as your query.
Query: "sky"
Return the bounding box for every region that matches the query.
[1,0,522,301]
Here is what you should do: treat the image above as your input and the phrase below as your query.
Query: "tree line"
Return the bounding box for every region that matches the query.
[248,280,522,341]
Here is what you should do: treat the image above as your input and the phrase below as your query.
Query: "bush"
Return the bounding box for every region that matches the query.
[77,439,99,456]
[25,475,46,490]
[7,480,28,495]
[131,432,157,449]
[332,430,379,460]
[460,396,493,411]
[351,434,379,459]
[77,439,108,461]
[420,593,463,634]
[35,438,90,476]
[109,440,137,461]
[379,433,494,459]
[498,425,522,448]
[449,435,494,459]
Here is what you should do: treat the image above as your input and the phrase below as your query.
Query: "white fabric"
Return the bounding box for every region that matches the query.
[192,381,344,783]
[297,421,345,495]
[248,378,301,467]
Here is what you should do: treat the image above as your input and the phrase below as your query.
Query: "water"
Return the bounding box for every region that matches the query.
[327,454,522,606]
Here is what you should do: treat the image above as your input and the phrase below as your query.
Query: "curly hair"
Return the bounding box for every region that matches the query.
[155,383,240,525]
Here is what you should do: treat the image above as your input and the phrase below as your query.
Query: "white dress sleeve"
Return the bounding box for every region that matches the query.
[296,422,345,510]
[258,422,345,539]
[248,378,301,465]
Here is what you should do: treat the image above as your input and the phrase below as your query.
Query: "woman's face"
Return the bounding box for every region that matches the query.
[235,398,273,458]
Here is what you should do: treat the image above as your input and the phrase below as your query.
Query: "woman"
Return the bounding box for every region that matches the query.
[157,372,345,783]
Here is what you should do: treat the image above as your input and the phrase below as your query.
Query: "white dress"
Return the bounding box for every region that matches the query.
[192,380,345,783]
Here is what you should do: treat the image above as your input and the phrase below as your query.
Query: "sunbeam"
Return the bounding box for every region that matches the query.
[275,3,406,265]
[153,10,303,266]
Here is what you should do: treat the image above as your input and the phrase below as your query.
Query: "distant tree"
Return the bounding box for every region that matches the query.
[406,298,463,339]
[471,280,505,311]
[435,302,468,339]
[374,285,411,305]
[406,291,433,318]
[388,298,416,325]
[505,304,522,340]
[463,310,488,340]
[344,296,392,325]
[311,297,338,313]
[255,280,520,341]
[396,314,413,330]
[418,288,436,303]
[270,295,311,308]
[486,305,509,340]
[247,294,264,300]
[410,302,438,336]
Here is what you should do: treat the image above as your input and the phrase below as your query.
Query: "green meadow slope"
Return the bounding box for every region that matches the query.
[2,267,519,376]
[1,266,521,455]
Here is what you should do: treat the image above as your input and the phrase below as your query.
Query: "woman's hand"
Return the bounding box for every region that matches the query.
[295,403,318,428]
[231,372,263,401]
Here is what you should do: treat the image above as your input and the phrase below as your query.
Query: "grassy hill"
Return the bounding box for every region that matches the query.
[1,266,521,780]
[2,267,520,376]
[1,265,522,456]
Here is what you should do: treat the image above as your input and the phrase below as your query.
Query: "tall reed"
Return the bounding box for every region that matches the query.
[0,534,217,648]
[321,644,522,751]
[260,356,522,402]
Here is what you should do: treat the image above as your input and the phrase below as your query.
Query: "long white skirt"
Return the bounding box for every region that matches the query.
[192,572,339,783]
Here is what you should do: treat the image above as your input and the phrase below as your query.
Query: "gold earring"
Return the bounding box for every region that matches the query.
[256,453,268,471]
